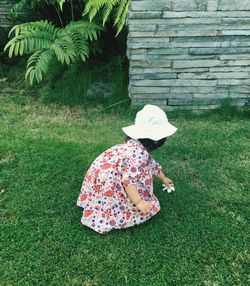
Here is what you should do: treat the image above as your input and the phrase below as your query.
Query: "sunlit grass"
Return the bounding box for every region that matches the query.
[0,94,249,286]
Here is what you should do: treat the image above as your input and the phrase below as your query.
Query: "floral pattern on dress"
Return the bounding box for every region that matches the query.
[77,139,162,234]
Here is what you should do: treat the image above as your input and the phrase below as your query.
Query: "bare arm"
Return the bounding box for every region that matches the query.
[156,170,173,187]
[125,184,151,214]
[125,184,142,205]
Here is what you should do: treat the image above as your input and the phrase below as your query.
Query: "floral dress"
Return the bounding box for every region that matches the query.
[76,139,162,234]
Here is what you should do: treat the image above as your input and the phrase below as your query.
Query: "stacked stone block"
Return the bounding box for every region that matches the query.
[127,0,250,109]
[0,0,35,28]
[0,0,18,27]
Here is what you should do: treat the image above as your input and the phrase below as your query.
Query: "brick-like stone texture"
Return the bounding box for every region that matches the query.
[127,0,250,109]
[0,0,39,28]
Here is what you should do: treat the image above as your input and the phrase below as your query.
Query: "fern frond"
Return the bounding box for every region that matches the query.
[57,0,67,11]
[64,21,103,41]
[115,0,130,35]
[9,20,59,38]
[5,18,102,84]
[5,20,61,57]
[10,0,29,19]
[52,37,77,65]
[83,0,106,20]
[83,0,130,34]
[25,49,54,85]
[102,2,114,26]
[5,30,56,57]
[66,30,89,61]
[114,0,127,26]
[83,0,118,21]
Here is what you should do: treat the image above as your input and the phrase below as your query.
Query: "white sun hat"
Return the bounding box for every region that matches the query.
[122,104,177,141]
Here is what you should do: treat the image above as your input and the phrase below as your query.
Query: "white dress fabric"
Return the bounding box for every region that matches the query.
[77,139,162,234]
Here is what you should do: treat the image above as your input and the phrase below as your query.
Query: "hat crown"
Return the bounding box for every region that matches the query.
[135,105,168,126]
[122,104,177,140]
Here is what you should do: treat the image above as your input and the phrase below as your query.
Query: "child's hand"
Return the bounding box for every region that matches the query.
[136,200,151,214]
[162,177,173,188]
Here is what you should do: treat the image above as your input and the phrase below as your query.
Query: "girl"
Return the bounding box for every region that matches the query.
[77,105,177,234]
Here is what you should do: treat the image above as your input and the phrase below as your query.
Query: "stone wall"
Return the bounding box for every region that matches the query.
[0,0,18,27]
[127,0,250,110]
[0,0,35,28]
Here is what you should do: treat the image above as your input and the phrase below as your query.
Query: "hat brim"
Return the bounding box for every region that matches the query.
[122,123,177,141]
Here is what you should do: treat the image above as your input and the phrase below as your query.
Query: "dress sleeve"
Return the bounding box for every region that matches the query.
[121,148,147,188]
[149,155,162,176]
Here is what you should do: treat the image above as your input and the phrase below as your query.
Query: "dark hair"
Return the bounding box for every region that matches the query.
[126,137,167,152]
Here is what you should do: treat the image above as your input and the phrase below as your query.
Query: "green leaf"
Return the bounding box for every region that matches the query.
[83,0,129,34]
[4,19,101,83]
[57,0,66,11]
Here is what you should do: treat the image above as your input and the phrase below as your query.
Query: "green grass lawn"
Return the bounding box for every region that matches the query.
[0,95,249,286]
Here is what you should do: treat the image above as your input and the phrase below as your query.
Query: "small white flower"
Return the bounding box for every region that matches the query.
[162,184,175,193]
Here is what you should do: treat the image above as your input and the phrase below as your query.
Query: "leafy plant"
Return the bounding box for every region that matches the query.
[4,20,103,84]
[83,0,130,35]
[10,0,83,27]
[11,0,55,19]
[11,0,130,34]
[10,0,29,19]
[42,55,129,106]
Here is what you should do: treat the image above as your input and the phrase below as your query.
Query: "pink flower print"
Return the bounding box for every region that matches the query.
[104,151,113,157]
[80,194,88,201]
[86,174,92,181]
[121,223,127,229]
[94,205,101,211]
[145,178,152,186]
[109,220,116,226]
[119,205,125,211]
[123,179,130,187]
[114,182,121,191]
[84,210,94,217]
[118,192,126,200]
[131,167,137,173]
[104,190,114,197]
[123,165,128,172]
[126,212,131,220]
[152,205,159,213]
[103,209,112,219]
[101,163,112,170]
[94,185,101,194]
